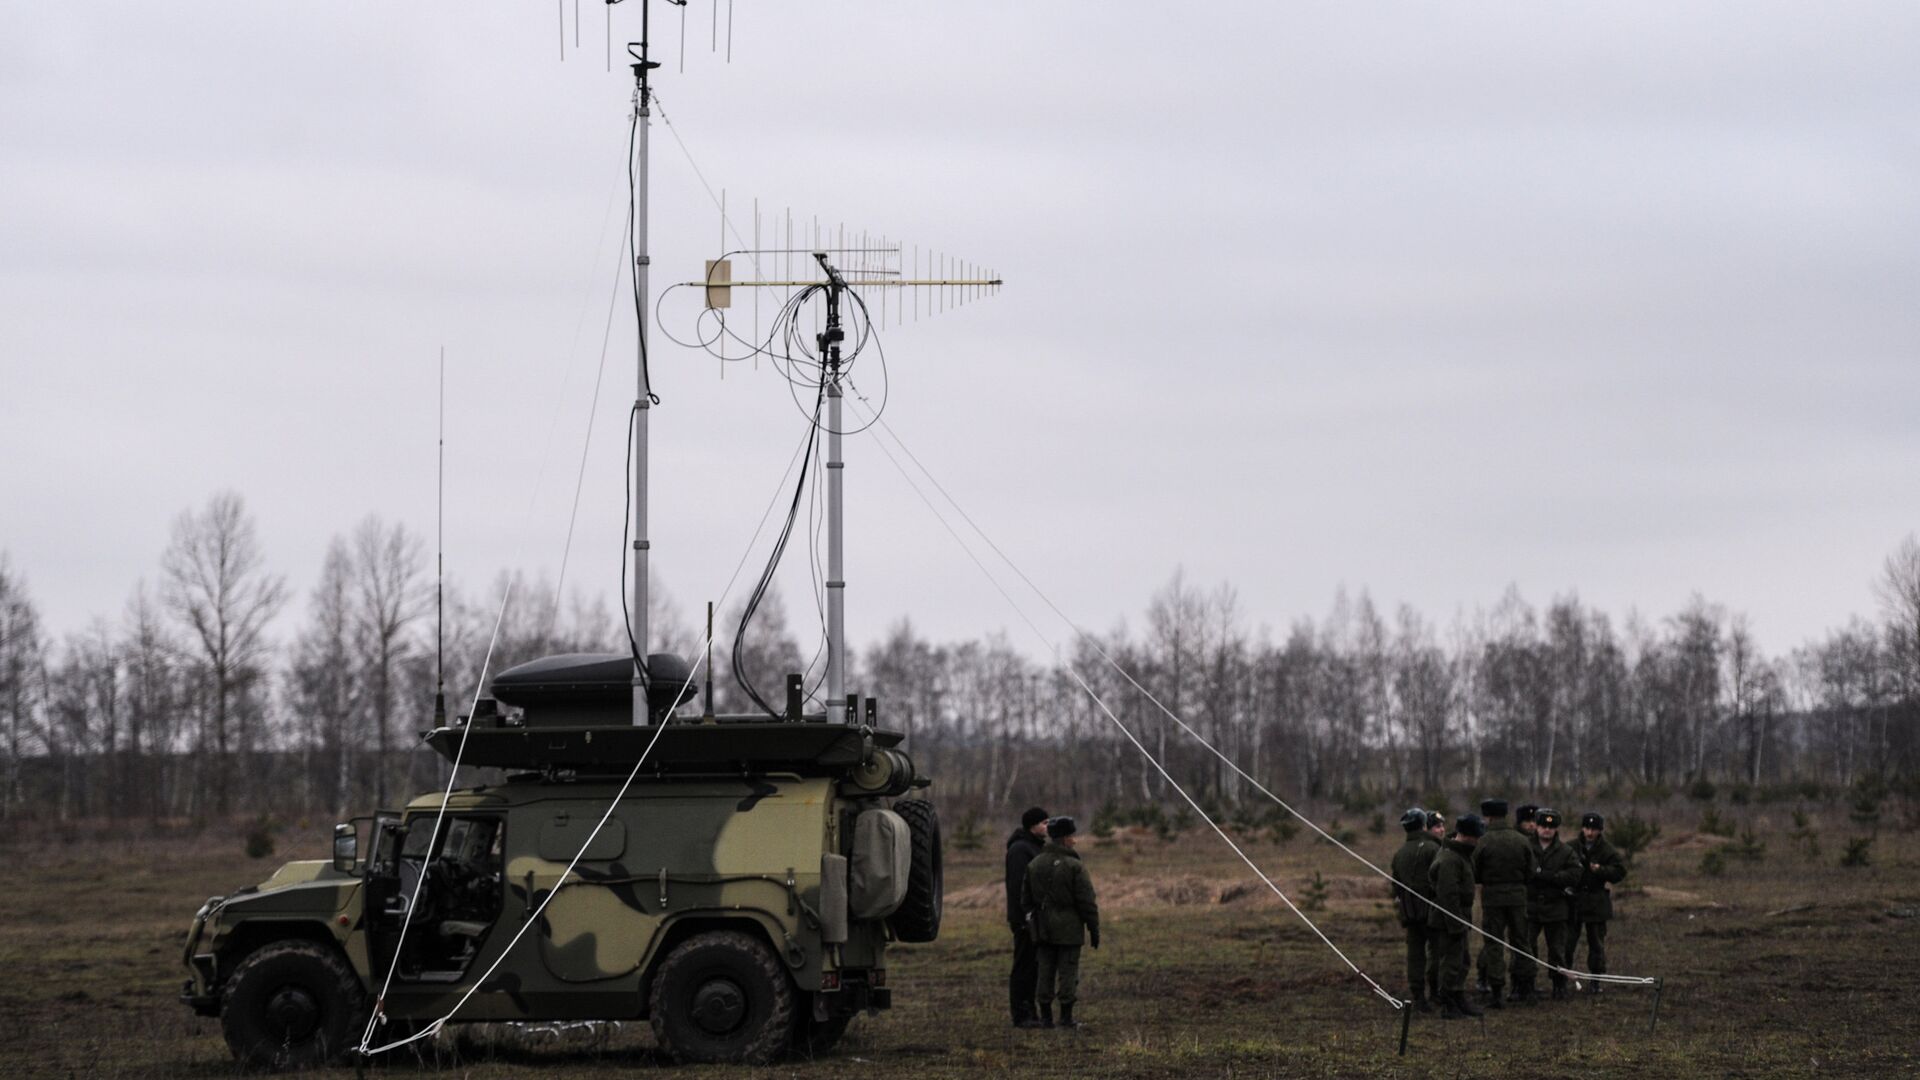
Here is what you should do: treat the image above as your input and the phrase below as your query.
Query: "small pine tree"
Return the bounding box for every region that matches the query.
[1699,807,1734,837]
[951,812,985,851]
[1302,870,1330,912]
[1609,814,1661,864]
[1840,836,1874,868]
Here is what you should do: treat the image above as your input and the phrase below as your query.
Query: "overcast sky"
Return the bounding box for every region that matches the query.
[4,2,1917,663]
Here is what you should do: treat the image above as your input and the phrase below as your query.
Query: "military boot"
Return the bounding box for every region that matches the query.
[1450,991,1485,1019]
[1058,1003,1080,1030]
[1550,981,1569,1002]
[1484,983,1504,1010]
[1509,984,1535,1005]
[1412,990,1434,1015]
[1038,1003,1055,1029]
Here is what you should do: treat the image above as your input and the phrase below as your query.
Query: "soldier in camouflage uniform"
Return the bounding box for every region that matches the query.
[1428,814,1484,1018]
[1023,816,1100,1029]
[1570,811,1627,992]
[1470,798,1536,1008]
[1388,808,1441,1012]
[1517,807,1581,1002]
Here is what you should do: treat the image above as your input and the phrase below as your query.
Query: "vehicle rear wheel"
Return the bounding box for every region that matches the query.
[888,798,943,942]
[649,930,796,1065]
[220,939,367,1070]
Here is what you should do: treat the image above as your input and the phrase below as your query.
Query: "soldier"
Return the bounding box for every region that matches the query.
[1470,798,1535,1009]
[1517,807,1580,1002]
[1389,808,1441,1012]
[1023,815,1100,1029]
[1004,806,1049,1028]
[1422,811,1446,1002]
[1516,804,1539,839]
[1428,813,1485,1018]
[1570,811,1628,992]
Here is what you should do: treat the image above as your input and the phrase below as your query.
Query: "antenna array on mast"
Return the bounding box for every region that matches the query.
[588,0,732,73]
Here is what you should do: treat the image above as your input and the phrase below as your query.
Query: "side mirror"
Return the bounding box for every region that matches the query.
[332,823,359,874]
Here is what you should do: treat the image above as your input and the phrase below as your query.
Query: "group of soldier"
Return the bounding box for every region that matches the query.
[1392,799,1628,1018]
[1005,806,1100,1029]
[994,797,1629,1031]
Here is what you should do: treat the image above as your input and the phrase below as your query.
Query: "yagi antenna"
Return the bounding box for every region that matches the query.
[668,233,1003,725]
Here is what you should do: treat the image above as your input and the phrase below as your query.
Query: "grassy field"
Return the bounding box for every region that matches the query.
[4,803,1918,1079]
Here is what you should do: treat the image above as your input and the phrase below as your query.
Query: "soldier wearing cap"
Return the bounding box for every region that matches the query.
[1517,807,1581,1002]
[1427,813,1485,1018]
[1515,804,1539,838]
[1022,815,1100,1028]
[1005,806,1050,1027]
[1470,797,1536,1008]
[1570,811,1627,991]
[1389,808,1442,1012]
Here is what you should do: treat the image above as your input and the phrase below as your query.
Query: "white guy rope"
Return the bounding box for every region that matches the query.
[848,387,1657,991]
[844,389,1403,1010]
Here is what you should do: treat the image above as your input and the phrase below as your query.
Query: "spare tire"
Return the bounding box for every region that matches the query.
[886,799,943,943]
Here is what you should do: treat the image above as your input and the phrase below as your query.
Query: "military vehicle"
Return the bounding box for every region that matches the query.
[180,652,943,1068]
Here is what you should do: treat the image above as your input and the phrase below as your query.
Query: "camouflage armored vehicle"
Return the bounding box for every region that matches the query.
[181,652,943,1069]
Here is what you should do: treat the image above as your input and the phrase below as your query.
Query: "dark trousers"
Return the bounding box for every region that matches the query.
[1477,901,1528,989]
[1518,920,1574,991]
[1432,927,1468,993]
[1035,943,1082,1006]
[1009,927,1038,1020]
[1576,920,1610,974]
[1403,923,1439,998]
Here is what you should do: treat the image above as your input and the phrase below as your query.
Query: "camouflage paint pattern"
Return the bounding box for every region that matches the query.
[184,765,908,1024]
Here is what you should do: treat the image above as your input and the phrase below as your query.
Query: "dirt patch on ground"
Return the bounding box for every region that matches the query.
[1630,885,1727,909]
[949,873,1390,911]
[1655,831,1728,851]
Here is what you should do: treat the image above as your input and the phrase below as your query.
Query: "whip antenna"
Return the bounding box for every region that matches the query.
[434,345,446,727]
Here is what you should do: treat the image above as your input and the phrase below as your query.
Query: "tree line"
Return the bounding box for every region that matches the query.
[2,492,1916,823]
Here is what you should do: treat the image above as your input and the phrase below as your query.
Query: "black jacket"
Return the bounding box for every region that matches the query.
[1004,828,1045,931]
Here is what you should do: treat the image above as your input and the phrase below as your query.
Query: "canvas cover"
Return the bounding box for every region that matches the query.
[849,808,911,919]
[819,853,850,944]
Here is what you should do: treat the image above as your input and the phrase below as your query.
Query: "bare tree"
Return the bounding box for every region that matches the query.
[0,557,45,818]
[161,492,287,816]
[348,517,425,808]
[123,583,182,818]
[289,539,358,814]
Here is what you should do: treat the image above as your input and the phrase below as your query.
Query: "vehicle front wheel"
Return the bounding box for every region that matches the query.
[649,930,797,1065]
[220,939,368,1070]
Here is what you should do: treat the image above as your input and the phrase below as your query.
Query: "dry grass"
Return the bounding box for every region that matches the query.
[4,806,1919,1078]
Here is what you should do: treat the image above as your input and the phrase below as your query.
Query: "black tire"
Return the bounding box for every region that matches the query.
[790,1012,852,1058]
[219,939,368,1071]
[887,798,943,943]
[649,930,797,1065]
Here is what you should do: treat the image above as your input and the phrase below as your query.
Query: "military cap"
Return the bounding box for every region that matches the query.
[1425,810,1446,830]
[1480,798,1509,817]
[1400,807,1428,832]
[1455,813,1486,838]
[1047,815,1078,839]
[1581,812,1604,830]
[1535,808,1561,829]
[1515,804,1538,825]
[1021,806,1050,830]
